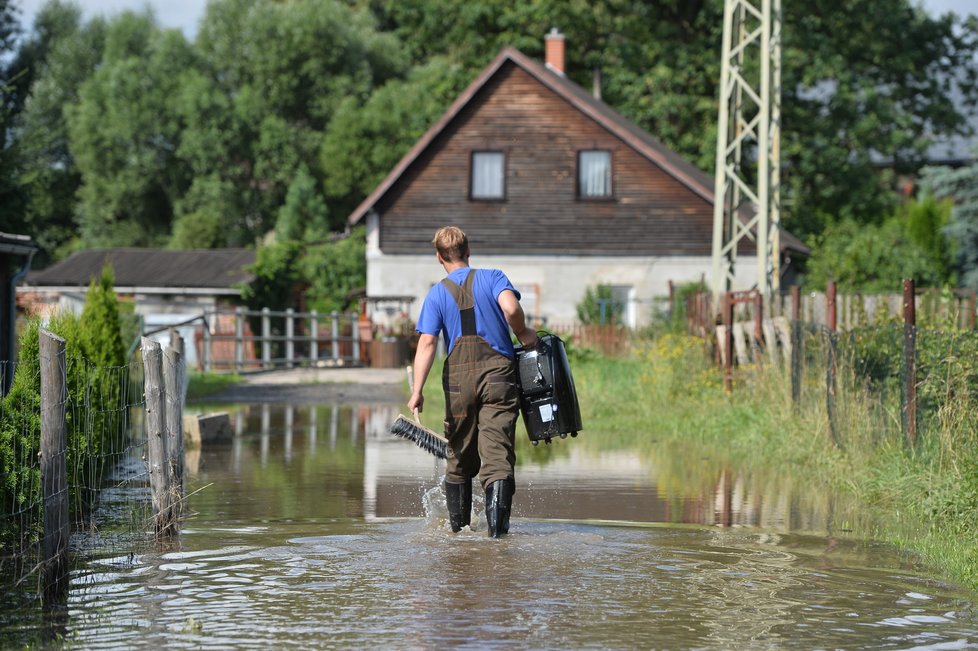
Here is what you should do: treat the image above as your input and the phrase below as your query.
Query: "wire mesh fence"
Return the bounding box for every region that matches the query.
[0,345,154,600]
[701,281,978,457]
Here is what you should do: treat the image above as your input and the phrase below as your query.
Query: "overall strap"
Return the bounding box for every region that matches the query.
[440,269,478,336]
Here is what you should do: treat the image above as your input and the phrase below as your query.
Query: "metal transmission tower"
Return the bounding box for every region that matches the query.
[711,0,782,307]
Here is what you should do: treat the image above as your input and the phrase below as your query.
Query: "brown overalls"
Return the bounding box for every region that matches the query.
[439,270,520,491]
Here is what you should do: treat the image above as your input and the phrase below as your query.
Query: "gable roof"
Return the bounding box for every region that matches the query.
[347,46,808,256]
[23,248,256,293]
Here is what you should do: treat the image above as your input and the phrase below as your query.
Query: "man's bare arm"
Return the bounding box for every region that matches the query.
[498,289,538,349]
[408,333,438,413]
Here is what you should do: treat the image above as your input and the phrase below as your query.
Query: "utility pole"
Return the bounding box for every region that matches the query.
[711,0,782,310]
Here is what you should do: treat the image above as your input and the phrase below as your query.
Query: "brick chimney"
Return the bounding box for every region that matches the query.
[545,27,565,75]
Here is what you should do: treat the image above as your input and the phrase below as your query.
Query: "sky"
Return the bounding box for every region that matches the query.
[10,0,978,40]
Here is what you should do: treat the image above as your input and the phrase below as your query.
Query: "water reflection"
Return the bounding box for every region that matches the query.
[2,402,975,649]
[190,402,873,537]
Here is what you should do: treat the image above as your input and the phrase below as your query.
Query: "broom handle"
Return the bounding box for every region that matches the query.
[406,365,421,425]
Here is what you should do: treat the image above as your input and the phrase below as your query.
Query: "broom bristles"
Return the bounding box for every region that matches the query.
[390,414,449,459]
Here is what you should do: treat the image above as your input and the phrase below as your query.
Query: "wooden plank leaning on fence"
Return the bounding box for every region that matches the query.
[164,329,187,516]
[141,337,178,537]
[39,329,70,601]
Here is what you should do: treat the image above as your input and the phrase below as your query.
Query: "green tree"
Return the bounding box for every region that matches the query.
[321,57,466,219]
[67,12,196,247]
[902,193,954,285]
[12,2,105,263]
[174,0,406,241]
[803,216,946,292]
[922,162,978,290]
[0,267,127,549]
[302,228,366,313]
[363,0,978,237]
[0,0,27,237]
[277,166,330,242]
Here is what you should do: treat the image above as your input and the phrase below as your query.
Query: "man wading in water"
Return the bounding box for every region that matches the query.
[407,226,538,537]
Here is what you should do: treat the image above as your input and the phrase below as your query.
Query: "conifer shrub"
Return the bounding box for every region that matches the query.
[0,265,129,550]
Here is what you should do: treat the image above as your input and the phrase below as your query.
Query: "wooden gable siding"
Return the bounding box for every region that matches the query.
[378,62,729,257]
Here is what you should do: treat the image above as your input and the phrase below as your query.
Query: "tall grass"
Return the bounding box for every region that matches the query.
[565,330,978,590]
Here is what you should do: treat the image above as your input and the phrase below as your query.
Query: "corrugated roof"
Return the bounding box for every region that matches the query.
[346,46,809,256]
[23,248,256,290]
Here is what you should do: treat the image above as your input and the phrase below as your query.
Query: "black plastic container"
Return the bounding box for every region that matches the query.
[514,334,583,445]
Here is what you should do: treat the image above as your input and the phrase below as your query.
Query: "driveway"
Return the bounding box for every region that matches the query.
[197,366,408,404]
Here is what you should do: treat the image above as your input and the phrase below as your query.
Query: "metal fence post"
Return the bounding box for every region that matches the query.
[39,329,69,600]
[903,278,918,447]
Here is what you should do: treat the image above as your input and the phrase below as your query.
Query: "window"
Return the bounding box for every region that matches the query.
[470,151,505,199]
[578,150,612,198]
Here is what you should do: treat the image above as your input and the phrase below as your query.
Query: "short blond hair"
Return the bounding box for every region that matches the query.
[432,226,469,262]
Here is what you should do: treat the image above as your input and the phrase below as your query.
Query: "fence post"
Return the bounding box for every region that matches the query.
[163,341,186,516]
[141,337,175,536]
[825,281,840,449]
[39,329,69,600]
[201,319,212,373]
[903,278,918,447]
[169,327,189,400]
[790,286,801,407]
[262,308,271,369]
[722,292,734,392]
[285,308,295,368]
[235,307,244,372]
[352,313,360,365]
[310,311,319,365]
[826,281,837,332]
[968,289,978,330]
[331,313,339,361]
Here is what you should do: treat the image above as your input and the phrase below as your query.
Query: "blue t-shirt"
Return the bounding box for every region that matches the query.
[417,267,521,358]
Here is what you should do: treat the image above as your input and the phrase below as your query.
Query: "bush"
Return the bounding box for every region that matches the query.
[0,266,128,550]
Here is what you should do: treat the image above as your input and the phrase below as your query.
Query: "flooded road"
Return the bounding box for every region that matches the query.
[4,402,978,649]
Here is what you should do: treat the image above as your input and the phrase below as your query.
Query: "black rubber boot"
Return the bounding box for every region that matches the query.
[445,480,471,532]
[485,478,514,538]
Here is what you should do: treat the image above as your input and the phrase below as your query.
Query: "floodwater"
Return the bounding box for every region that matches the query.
[4,402,978,649]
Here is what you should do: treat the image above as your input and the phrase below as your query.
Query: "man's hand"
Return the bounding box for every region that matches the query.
[407,392,424,413]
[409,333,438,415]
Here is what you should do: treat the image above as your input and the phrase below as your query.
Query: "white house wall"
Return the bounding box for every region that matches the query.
[367,248,758,328]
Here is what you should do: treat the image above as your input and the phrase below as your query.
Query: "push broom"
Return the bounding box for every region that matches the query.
[389,365,449,459]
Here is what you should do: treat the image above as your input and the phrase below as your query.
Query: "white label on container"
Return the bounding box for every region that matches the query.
[539,404,554,422]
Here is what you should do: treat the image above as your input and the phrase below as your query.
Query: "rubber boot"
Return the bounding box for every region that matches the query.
[444,480,471,532]
[485,478,514,538]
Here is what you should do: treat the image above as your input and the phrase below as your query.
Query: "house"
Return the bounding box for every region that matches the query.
[18,248,256,364]
[1,233,37,394]
[347,30,808,328]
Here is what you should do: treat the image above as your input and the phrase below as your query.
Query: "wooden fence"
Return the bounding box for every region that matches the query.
[152,308,370,372]
[547,323,631,357]
[683,286,978,336]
